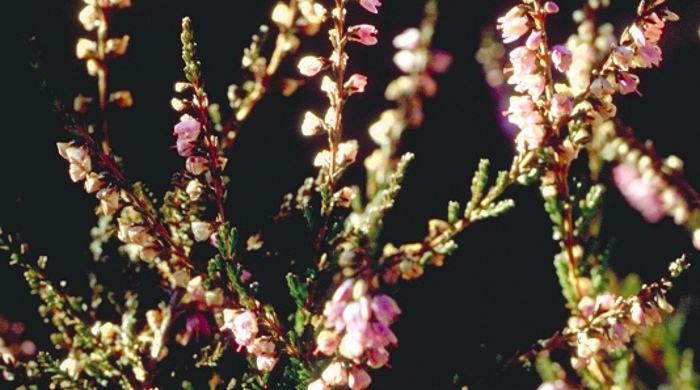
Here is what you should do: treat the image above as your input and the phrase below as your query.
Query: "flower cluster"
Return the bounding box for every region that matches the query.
[309,278,400,390]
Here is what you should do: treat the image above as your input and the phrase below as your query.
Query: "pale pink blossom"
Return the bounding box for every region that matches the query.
[612,163,665,223]
[348,367,372,390]
[590,76,615,97]
[173,117,201,142]
[337,140,359,164]
[525,31,542,50]
[96,186,120,216]
[512,73,546,100]
[371,295,401,325]
[321,361,348,386]
[633,43,662,68]
[612,45,634,70]
[505,95,542,129]
[515,124,546,151]
[301,111,324,136]
[342,301,370,334]
[315,329,340,355]
[345,74,368,94]
[497,7,530,43]
[543,1,559,14]
[348,24,378,46]
[256,355,277,372]
[693,229,700,251]
[173,117,201,156]
[550,93,572,118]
[508,46,538,77]
[392,28,420,49]
[357,0,381,14]
[551,45,572,72]
[616,72,640,95]
[339,332,364,360]
[298,56,326,76]
[220,309,259,349]
[313,140,358,168]
[365,346,390,368]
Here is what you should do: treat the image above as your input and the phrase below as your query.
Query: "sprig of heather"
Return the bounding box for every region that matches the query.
[57,0,195,271]
[297,0,380,216]
[75,0,133,157]
[342,0,455,258]
[524,256,690,389]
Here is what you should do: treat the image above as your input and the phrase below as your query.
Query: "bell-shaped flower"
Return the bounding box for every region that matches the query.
[357,0,381,14]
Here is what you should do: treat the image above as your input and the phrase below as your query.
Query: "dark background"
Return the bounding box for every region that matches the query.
[3,0,700,389]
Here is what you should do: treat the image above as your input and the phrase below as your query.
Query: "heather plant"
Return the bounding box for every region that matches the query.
[1,0,699,389]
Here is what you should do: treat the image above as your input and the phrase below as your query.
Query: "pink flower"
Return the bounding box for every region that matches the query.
[512,73,546,100]
[616,72,640,95]
[173,117,201,142]
[365,346,390,368]
[543,1,559,14]
[371,295,401,325]
[551,45,572,73]
[221,309,259,349]
[357,0,381,14]
[497,6,530,44]
[185,156,208,175]
[298,56,326,77]
[505,95,542,129]
[633,43,662,68]
[173,117,201,156]
[339,333,364,360]
[321,361,348,386]
[612,163,665,223]
[348,367,372,390]
[315,329,340,356]
[549,93,572,118]
[348,24,378,46]
[508,46,538,77]
[345,74,368,94]
[525,31,542,50]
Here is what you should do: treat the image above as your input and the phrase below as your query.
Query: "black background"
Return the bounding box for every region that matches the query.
[3,0,700,389]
